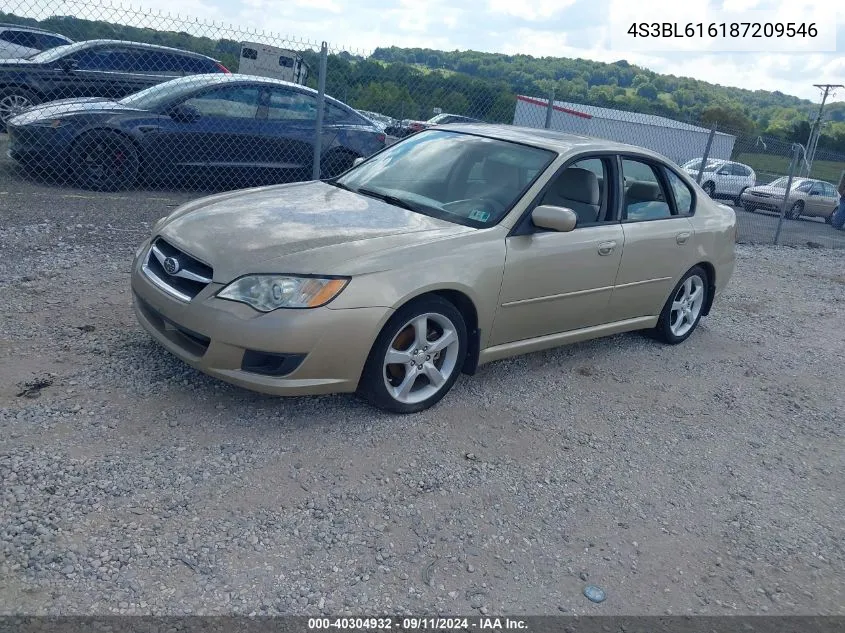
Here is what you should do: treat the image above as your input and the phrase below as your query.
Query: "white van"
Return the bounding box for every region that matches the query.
[238,42,308,85]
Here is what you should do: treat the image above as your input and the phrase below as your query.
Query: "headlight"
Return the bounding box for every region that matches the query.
[217,275,350,311]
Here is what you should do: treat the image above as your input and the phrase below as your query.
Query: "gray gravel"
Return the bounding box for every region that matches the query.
[1,181,844,616]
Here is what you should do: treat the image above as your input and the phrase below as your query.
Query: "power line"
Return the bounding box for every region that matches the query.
[805,83,843,176]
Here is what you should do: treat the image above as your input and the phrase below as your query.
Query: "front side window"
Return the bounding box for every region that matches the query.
[335,130,556,228]
[181,85,261,119]
[539,157,610,226]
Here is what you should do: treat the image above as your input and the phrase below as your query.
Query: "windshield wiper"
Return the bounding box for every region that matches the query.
[355,187,418,212]
[326,179,353,191]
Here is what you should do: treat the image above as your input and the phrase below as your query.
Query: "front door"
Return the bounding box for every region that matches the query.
[490,155,624,345]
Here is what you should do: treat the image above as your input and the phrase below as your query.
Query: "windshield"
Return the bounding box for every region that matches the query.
[28,41,91,63]
[119,75,223,110]
[335,129,556,228]
[767,177,803,189]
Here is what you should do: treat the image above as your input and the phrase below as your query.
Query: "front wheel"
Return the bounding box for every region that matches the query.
[358,296,467,413]
[789,200,803,220]
[72,130,139,191]
[703,181,716,198]
[320,150,358,179]
[651,266,709,345]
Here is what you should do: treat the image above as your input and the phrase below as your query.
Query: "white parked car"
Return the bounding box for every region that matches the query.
[0,23,72,59]
[682,159,756,205]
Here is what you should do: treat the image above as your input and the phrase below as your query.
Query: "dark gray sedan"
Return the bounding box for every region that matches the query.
[7,74,387,190]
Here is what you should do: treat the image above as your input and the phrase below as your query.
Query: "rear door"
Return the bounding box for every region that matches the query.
[607,155,697,322]
[806,181,827,216]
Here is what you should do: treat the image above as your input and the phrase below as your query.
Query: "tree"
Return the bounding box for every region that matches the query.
[636,84,658,100]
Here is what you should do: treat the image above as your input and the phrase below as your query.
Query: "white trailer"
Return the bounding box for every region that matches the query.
[238,42,308,85]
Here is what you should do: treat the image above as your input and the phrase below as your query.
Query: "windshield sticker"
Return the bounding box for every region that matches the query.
[468,209,490,222]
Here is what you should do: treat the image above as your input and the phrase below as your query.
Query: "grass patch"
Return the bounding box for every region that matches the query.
[736,152,844,183]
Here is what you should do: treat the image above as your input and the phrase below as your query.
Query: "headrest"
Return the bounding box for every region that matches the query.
[549,167,599,205]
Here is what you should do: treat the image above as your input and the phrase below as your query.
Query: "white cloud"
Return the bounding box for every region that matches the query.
[487,0,576,21]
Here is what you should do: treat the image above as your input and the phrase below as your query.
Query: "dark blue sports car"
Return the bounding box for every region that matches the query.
[6,74,387,190]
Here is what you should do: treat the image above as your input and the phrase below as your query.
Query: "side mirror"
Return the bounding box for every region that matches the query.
[352,156,365,167]
[167,103,201,123]
[531,205,577,232]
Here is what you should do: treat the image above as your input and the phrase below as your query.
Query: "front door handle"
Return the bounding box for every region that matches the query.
[676,231,691,245]
[597,240,616,256]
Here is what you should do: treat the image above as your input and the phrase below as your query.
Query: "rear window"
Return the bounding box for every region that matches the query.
[0,30,38,49]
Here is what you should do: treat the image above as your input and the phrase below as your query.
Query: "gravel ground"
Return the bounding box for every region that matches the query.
[1,181,844,617]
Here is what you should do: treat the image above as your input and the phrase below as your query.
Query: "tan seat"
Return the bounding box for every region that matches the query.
[542,167,600,224]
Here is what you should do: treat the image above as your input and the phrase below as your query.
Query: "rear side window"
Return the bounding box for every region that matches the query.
[621,157,672,221]
[732,164,750,176]
[36,33,70,49]
[664,169,694,215]
[279,56,294,68]
[1,30,38,49]
[824,183,837,197]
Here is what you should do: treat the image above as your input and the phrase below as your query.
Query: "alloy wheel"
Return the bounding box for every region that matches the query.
[0,93,32,123]
[669,274,705,338]
[382,312,461,405]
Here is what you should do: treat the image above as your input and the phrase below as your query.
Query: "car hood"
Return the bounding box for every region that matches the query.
[156,181,473,281]
[10,98,144,124]
[746,185,789,196]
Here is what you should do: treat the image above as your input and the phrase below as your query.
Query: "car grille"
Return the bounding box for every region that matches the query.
[753,192,773,198]
[142,237,213,302]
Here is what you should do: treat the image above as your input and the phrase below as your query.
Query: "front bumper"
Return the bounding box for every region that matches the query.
[6,124,74,166]
[130,243,393,397]
[740,191,784,212]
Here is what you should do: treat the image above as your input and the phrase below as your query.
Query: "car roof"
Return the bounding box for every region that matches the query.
[435,122,679,161]
[0,22,68,36]
[67,39,219,60]
[161,73,363,112]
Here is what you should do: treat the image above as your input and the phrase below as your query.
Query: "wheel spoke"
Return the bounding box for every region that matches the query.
[682,277,693,299]
[427,328,457,354]
[672,300,684,313]
[412,316,428,349]
[385,347,412,365]
[392,366,419,400]
[689,285,704,304]
[422,363,446,387]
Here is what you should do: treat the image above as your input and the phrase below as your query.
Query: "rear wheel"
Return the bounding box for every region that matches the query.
[72,130,139,191]
[0,88,38,131]
[826,208,835,225]
[358,296,467,413]
[734,187,747,206]
[789,200,803,220]
[650,266,709,345]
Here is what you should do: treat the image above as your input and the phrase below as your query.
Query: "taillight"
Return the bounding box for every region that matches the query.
[216,62,231,74]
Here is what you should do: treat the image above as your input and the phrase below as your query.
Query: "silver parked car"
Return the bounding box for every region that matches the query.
[740,177,840,223]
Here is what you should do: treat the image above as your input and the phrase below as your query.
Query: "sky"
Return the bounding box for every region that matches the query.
[51,0,845,104]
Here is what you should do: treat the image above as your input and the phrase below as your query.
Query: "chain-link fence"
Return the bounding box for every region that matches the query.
[1,0,844,248]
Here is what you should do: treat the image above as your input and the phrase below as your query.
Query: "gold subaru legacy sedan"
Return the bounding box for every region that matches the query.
[131,124,737,413]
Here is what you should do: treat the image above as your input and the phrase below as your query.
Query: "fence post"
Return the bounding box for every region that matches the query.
[696,124,717,185]
[311,41,329,181]
[544,88,554,129]
[774,144,800,245]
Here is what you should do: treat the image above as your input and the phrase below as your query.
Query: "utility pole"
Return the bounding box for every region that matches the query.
[805,83,843,176]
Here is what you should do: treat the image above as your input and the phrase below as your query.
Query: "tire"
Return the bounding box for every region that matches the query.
[71,130,139,191]
[358,295,467,413]
[320,150,358,179]
[789,200,803,220]
[0,87,39,131]
[703,181,716,198]
[826,209,835,225]
[650,266,709,345]
[735,187,747,206]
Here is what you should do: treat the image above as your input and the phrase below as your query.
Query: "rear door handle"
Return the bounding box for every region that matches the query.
[597,240,616,256]
[676,231,691,245]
